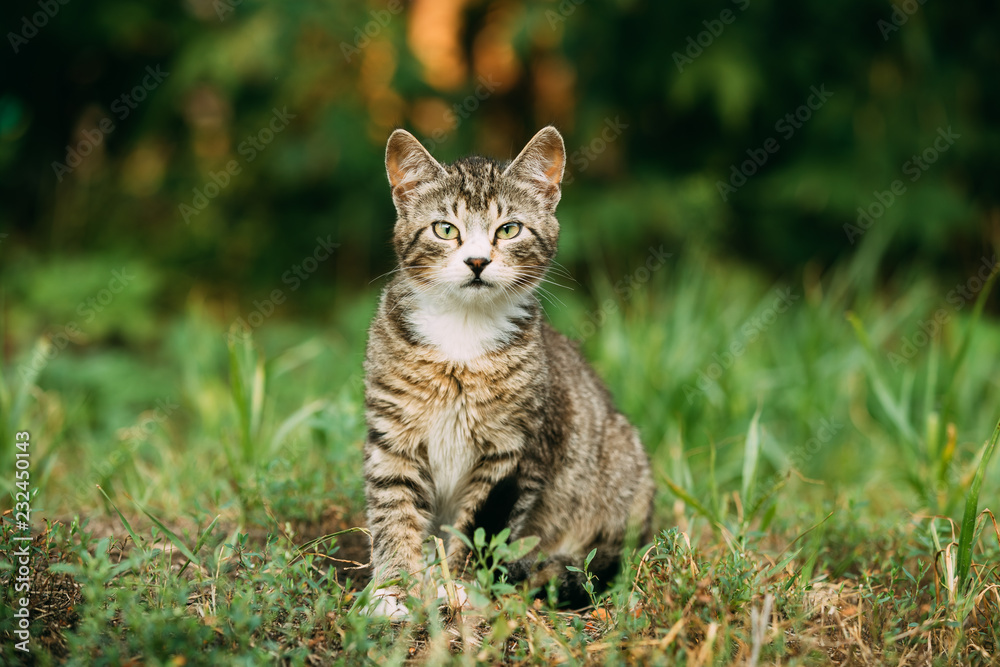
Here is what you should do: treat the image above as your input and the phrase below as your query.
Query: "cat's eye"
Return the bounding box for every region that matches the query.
[431,221,459,240]
[496,222,522,240]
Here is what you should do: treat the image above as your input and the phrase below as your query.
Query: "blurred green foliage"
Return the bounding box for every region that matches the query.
[1,0,997,308]
[2,5,1000,661]
[1,0,997,482]
[0,0,996,472]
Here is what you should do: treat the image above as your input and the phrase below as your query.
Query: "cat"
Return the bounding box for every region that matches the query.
[363,126,654,616]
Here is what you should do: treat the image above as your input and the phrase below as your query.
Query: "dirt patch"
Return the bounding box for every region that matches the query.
[50,499,375,588]
[1,520,83,662]
[287,507,373,588]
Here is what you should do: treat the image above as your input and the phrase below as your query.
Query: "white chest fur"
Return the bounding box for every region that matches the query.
[406,297,528,364]
[425,399,477,528]
[404,294,529,527]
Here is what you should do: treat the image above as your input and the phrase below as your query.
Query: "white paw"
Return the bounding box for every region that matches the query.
[367,588,409,618]
[435,583,470,609]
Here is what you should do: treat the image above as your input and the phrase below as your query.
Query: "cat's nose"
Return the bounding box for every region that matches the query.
[464,257,491,277]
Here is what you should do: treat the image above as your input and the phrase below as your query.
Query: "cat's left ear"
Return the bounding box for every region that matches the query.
[385,129,447,211]
[504,126,566,209]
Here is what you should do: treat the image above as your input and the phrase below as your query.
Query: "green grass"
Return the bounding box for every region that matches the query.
[2,243,999,665]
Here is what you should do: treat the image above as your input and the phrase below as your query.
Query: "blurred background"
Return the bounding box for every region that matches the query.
[4,0,998,294]
[1,0,998,520]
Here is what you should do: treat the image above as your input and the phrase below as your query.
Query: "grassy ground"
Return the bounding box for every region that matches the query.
[1,241,999,665]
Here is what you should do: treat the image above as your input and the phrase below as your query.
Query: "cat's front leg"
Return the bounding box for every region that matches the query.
[364,435,433,604]
[445,454,521,576]
[442,478,492,576]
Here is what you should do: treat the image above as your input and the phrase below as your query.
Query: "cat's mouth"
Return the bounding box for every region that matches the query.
[464,277,491,289]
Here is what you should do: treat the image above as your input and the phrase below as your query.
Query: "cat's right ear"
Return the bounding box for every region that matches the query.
[385,129,446,210]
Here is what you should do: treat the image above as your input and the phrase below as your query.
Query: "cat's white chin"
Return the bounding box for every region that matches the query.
[407,287,532,363]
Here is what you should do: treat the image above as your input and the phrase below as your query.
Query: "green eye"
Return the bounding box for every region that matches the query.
[496,222,522,240]
[432,221,459,240]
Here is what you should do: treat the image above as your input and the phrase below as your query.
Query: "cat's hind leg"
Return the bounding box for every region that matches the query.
[505,544,623,609]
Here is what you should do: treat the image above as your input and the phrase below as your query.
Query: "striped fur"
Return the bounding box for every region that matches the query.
[364,127,654,608]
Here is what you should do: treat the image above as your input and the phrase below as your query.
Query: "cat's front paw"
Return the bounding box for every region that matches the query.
[367,588,409,618]
[435,583,470,610]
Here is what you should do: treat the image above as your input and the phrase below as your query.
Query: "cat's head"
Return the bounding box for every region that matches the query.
[384,126,565,308]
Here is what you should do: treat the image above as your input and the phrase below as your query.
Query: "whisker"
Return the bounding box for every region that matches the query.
[532,291,559,314]
[497,282,519,313]
[529,292,550,317]
[508,269,574,292]
[546,260,579,283]
[532,284,567,310]
[369,265,440,284]
[510,265,576,286]
[512,264,571,276]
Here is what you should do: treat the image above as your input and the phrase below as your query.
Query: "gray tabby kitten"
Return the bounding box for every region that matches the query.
[363,126,654,614]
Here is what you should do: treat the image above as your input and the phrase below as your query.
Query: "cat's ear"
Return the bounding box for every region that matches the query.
[385,129,446,210]
[504,126,566,209]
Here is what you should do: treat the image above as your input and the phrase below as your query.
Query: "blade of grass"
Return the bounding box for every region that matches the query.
[775,510,835,562]
[942,264,998,425]
[956,417,1000,592]
[847,312,920,451]
[745,471,788,527]
[291,526,373,568]
[741,402,763,514]
[659,470,721,528]
[708,438,719,520]
[227,330,252,462]
[96,485,146,556]
[270,398,328,455]
[228,330,267,465]
[899,368,914,428]
[9,337,50,438]
[250,352,265,445]
[671,423,694,491]
[923,338,940,460]
[127,493,201,565]
[179,514,220,575]
[190,514,221,556]
[269,338,324,379]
